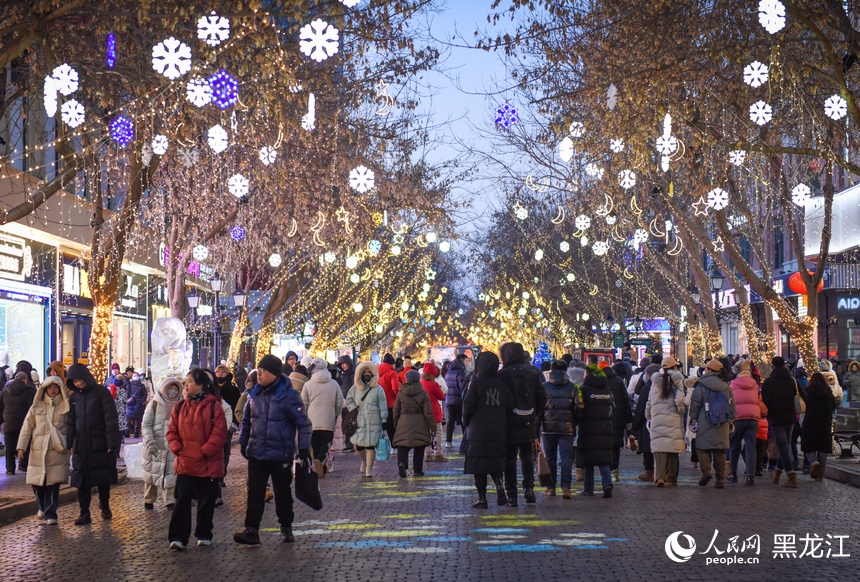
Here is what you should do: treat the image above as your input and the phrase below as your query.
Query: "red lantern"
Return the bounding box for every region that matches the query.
[787,271,824,295]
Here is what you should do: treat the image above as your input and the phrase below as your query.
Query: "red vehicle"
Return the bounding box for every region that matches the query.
[574,347,616,364]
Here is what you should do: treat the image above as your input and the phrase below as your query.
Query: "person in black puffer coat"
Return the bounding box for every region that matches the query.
[540,360,578,499]
[444,354,469,447]
[801,372,837,482]
[0,371,37,474]
[576,365,615,498]
[463,352,513,508]
[66,364,121,526]
[337,355,356,453]
[761,356,801,487]
[499,342,547,506]
[604,363,632,482]
[632,364,660,482]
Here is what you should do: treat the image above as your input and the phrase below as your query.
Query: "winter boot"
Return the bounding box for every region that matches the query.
[398,464,407,479]
[472,489,489,509]
[493,477,507,506]
[425,450,434,463]
[809,461,821,480]
[358,449,367,474]
[786,472,798,488]
[506,492,518,507]
[74,511,91,526]
[434,453,449,462]
[523,487,536,504]
[365,450,376,478]
[638,470,654,482]
[602,484,613,498]
[233,527,261,545]
[771,469,782,485]
[280,526,295,543]
[561,488,572,499]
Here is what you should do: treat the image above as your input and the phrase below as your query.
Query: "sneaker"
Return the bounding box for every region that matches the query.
[214,498,224,507]
[101,508,112,520]
[144,503,154,510]
[726,473,738,483]
[561,488,572,499]
[5,470,14,475]
[413,471,425,477]
[234,527,261,545]
[444,442,452,449]
[580,490,595,497]
[523,488,536,504]
[37,510,45,519]
[264,490,274,503]
[280,526,295,543]
[745,476,755,486]
[611,469,620,482]
[341,447,354,453]
[313,459,325,478]
[544,488,556,496]
[398,464,407,479]
[197,539,211,547]
[506,496,518,507]
[169,541,186,551]
[44,518,57,526]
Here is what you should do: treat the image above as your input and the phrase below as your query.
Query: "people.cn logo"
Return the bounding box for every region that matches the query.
[665,531,697,563]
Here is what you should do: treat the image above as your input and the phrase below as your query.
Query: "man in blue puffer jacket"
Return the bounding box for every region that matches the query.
[235,355,312,546]
[444,354,469,448]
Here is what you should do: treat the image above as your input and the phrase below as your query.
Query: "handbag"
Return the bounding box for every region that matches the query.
[536,442,553,487]
[294,458,323,510]
[794,380,807,415]
[376,434,391,461]
[342,387,371,440]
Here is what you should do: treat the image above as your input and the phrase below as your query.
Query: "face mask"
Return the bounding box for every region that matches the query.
[361,374,372,383]
[132,375,140,381]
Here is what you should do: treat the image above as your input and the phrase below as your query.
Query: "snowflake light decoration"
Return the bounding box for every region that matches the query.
[268,253,282,268]
[345,256,359,270]
[302,93,316,131]
[655,134,678,156]
[728,150,747,166]
[151,134,168,155]
[368,240,382,256]
[207,124,228,153]
[514,206,529,220]
[605,215,617,225]
[340,0,361,6]
[228,173,249,198]
[569,121,584,138]
[141,144,153,167]
[633,228,648,245]
[439,241,451,253]
[580,236,589,246]
[106,33,116,69]
[390,245,402,256]
[324,252,337,264]
[350,274,361,284]
[618,169,636,190]
[592,241,609,256]
[299,19,340,62]
[192,245,209,262]
[44,77,58,117]
[259,146,277,165]
[566,273,576,282]
[110,116,134,146]
[584,163,604,180]
[791,183,811,205]
[51,64,79,96]
[230,225,245,241]
[349,165,375,193]
[178,147,199,169]
[151,37,192,80]
[824,95,848,120]
[558,137,574,162]
[706,187,729,210]
[197,12,230,46]
[574,215,591,230]
[61,100,85,128]
[494,101,519,129]
[743,61,768,88]
[186,77,211,107]
[610,138,625,153]
[759,0,786,34]
[207,69,238,109]
[749,100,773,125]
[534,249,544,261]
[560,241,570,253]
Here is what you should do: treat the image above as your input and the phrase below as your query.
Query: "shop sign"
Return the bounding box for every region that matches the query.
[836,295,860,313]
[630,338,652,347]
[0,234,33,282]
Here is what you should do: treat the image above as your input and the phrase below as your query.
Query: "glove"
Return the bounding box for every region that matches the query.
[298,449,311,462]
[240,445,247,459]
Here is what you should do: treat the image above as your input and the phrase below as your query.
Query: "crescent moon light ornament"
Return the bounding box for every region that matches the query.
[572,229,583,238]
[667,235,684,256]
[612,225,626,242]
[374,79,395,115]
[311,211,325,232]
[649,217,666,237]
[623,267,634,280]
[287,218,298,238]
[630,195,643,216]
[416,234,428,248]
[589,285,599,296]
[525,174,548,192]
[551,205,565,224]
[313,232,325,247]
[596,193,614,216]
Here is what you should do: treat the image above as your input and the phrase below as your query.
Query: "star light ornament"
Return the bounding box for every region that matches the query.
[574,215,591,231]
[749,100,773,125]
[743,61,769,88]
[824,95,848,120]
[192,245,209,262]
[228,174,249,198]
[728,150,747,166]
[207,124,228,153]
[259,146,277,166]
[349,165,375,193]
[61,100,85,128]
[268,253,282,268]
[186,78,212,107]
[558,137,574,162]
[618,169,636,190]
[791,184,811,206]
[706,187,729,211]
[759,0,786,34]
[197,12,230,46]
[51,64,79,96]
[151,135,168,156]
[299,19,339,62]
[151,37,192,80]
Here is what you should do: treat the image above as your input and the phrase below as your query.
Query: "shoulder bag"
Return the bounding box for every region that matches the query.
[342,387,371,440]
[793,380,806,415]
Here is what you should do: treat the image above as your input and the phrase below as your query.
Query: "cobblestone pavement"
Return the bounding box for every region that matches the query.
[0,444,858,581]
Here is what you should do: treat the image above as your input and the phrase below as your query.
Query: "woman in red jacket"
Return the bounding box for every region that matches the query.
[166,369,227,551]
[421,362,447,463]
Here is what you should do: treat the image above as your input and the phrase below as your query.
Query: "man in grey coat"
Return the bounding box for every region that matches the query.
[689,359,736,488]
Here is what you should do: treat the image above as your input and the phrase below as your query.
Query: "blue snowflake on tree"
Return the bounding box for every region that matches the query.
[110,115,134,146]
[207,69,239,109]
[495,101,519,129]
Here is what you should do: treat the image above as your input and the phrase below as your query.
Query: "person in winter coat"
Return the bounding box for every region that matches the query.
[499,342,546,506]
[690,359,736,488]
[377,354,401,442]
[66,364,121,526]
[337,356,356,453]
[576,365,615,498]
[603,362,632,482]
[214,364,241,485]
[393,370,434,478]
[166,369,227,550]
[288,365,309,394]
[567,359,587,389]
[125,374,148,438]
[46,361,67,392]
[16,376,70,525]
[801,372,838,482]
[843,361,860,402]
[645,358,686,487]
[142,377,183,510]
[110,374,128,438]
[421,362,447,463]
[345,362,388,478]
[761,356,801,487]
[683,375,699,469]
[235,355,312,546]
[284,351,299,372]
[0,371,37,474]
[632,364,660,481]
[540,360,578,498]
[444,354,469,448]
[0,351,9,386]
[729,360,767,485]
[302,358,344,478]
[398,357,413,384]
[463,352,513,508]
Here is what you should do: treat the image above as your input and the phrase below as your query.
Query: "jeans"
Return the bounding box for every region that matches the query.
[168,474,218,544]
[397,446,425,472]
[33,483,61,520]
[583,465,611,493]
[245,457,294,529]
[311,430,334,463]
[771,423,796,475]
[729,419,759,476]
[805,451,829,475]
[542,434,574,488]
[446,405,463,443]
[505,442,535,495]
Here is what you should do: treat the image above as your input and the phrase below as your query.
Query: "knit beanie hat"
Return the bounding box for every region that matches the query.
[405,370,421,383]
[257,354,283,377]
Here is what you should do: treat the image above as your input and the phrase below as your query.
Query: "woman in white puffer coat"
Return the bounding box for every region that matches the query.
[142,378,183,510]
[645,358,686,487]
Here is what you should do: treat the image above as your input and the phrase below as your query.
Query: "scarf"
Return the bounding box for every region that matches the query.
[187,391,206,402]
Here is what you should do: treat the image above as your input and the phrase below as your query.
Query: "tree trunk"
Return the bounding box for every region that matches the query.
[226,308,249,368]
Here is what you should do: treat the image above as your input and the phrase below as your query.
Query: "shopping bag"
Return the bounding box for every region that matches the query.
[537,449,553,488]
[376,434,391,461]
[294,458,323,510]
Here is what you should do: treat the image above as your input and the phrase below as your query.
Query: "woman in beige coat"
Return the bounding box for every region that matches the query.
[142,378,183,510]
[17,376,71,525]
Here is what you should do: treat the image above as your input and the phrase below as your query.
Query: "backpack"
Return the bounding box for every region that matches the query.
[508,366,536,427]
[703,385,732,426]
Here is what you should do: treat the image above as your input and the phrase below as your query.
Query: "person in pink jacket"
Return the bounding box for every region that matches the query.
[421,362,447,463]
[729,360,767,485]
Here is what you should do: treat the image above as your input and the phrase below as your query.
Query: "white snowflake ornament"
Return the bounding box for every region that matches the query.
[44,76,58,117]
[560,241,570,252]
[706,187,729,210]
[186,77,212,108]
[633,228,648,245]
[584,163,604,180]
[178,147,199,169]
[141,143,153,167]
[349,165,375,193]
[655,134,678,156]
[269,253,282,268]
[259,146,277,165]
[152,37,192,80]
[749,100,772,125]
[569,121,584,138]
[759,0,786,34]
[514,206,528,220]
[302,93,316,131]
[743,61,768,88]
[340,0,361,6]
[197,12,230,46]
[728,150,747,166]
[299,19,339,62]
[574,215,591,231]
[592,241,609,256]
[558,137,574,162]
[791,184,811,205]
[151,134,168,155]
[534,249,544,261]
[207,124,228,153]
[228,173,249,198]
[61,99,85,128]
[824,95,848,120]
[610,138,625,153]
[618,169,636,190]
[51,64,79,96]
[192,245,209,262]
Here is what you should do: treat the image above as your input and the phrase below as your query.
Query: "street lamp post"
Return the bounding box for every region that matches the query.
[210,272,224,366]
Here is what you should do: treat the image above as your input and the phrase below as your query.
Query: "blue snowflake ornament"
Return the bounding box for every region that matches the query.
[230,225,245,241]
[110,116,134,146]
[207,69,239,109]
[495,101,519,129]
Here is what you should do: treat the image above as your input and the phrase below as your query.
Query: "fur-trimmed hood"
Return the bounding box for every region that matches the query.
[354,361,380,388]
